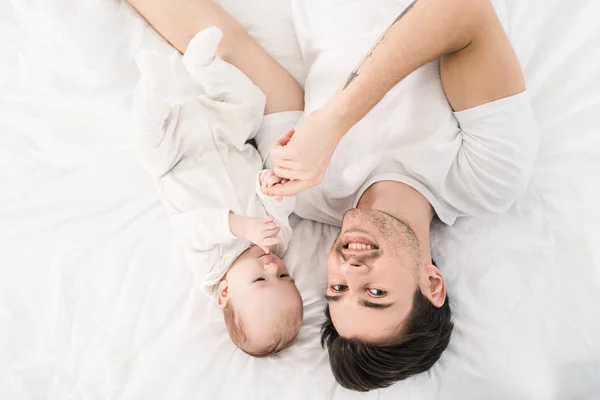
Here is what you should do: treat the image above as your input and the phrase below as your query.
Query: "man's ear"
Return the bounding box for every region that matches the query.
[421,263,446,308]
[217,280,230,309]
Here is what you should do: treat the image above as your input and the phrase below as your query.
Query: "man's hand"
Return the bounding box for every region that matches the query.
[259,170,289,202]
[265,109,348,197]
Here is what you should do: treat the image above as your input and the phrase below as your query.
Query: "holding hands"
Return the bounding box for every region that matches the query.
[260,169,289,202]
[263,108,348,197]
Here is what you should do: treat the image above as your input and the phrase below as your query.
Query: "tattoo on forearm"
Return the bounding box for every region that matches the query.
[342,0,417,90]
[394,0,417,23]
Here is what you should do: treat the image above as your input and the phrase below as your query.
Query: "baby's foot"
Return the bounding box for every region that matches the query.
[182,26,223,69]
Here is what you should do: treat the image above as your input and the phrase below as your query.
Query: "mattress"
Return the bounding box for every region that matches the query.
[0,0,599,399]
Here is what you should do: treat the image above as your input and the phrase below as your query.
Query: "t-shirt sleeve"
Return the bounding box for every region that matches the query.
[254,111,304,168]
[445,91,540,216]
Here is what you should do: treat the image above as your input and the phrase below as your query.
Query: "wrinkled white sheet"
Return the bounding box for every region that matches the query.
[0,0,599,399]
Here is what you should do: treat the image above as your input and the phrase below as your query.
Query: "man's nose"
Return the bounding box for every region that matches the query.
[340,260,368,275]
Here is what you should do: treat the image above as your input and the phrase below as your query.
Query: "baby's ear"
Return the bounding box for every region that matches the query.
[217,280,230,309]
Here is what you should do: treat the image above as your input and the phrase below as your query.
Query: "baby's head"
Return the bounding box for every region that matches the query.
[217,245,303,357]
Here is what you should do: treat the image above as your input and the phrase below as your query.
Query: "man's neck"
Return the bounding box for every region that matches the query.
[357,181,435,261]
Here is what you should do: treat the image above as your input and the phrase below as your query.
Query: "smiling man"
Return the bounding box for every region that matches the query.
[265,0,539,392]
[325,206,442,341]
[321,184,452,390]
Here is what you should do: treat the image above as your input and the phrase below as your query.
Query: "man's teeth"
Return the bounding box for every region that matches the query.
[347,243,376,250]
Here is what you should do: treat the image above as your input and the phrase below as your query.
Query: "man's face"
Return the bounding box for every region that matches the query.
[326,208,422,342]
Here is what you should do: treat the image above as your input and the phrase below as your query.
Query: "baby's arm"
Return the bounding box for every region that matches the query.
[169,208,237,251]
[228,213,282,254]
[170,206,280,254]
[255,170,296,254]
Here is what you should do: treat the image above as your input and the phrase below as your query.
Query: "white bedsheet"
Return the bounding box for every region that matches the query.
[0,0,599,399]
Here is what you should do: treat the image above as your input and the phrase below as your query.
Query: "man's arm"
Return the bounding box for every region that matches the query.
[126,0,304,114]
[267,0,526,195]
[330,0,525,131]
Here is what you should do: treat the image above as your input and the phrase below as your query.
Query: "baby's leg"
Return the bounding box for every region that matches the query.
[126,0,304,115]
[131,53,183,178]
[183,28,265,112]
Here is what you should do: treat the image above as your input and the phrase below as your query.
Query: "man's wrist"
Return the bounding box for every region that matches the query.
[324,91,356,139]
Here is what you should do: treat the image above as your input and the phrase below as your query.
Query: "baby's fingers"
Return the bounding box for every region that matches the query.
[260,170,274,187]
[261,236,282,247]
[266,174,282,187]
[263,226,281,238]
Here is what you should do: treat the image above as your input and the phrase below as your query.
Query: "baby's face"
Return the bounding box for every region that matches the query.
[222,246,303,349]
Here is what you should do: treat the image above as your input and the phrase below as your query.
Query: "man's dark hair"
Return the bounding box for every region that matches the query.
[321,288,453,392]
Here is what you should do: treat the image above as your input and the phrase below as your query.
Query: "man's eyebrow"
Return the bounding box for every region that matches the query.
[325,295,393,309]
[361,300,393,310]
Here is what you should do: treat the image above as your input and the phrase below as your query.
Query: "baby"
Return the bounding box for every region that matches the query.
[130,27,302,357]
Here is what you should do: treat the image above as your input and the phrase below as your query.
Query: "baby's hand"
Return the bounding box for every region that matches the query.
[244,216,282,254]
[260,170,289,202]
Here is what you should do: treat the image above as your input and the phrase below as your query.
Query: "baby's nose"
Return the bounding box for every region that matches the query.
[261,254,273,265]
[263,261,278,271]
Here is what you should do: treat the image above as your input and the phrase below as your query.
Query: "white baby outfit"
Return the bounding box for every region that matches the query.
[130,28,296,293]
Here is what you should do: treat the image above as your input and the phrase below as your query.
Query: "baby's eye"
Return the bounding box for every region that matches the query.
[279,273,289,278]
[331,284,348,292]
[253,277,266,283]
[368,288,387,297]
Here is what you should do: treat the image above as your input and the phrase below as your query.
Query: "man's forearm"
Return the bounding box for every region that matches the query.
[325,0,487,133]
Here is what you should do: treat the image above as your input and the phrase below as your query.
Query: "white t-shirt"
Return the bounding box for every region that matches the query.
[257,0,541,226]
[130,37,296,294]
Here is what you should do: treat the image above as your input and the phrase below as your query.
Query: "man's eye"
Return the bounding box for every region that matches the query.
[253,277,266,283]
[331,284,348,292]
[279,273,289,278]
[368,288,387,297]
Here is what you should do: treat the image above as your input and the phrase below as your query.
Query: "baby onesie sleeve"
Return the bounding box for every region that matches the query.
[185,238,250,295]
[169,208,237,251]
[254,111,304,169]
[255,171,296,255]
[445,91,540,216]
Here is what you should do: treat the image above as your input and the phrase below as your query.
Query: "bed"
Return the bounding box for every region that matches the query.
[1,0,599,399]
